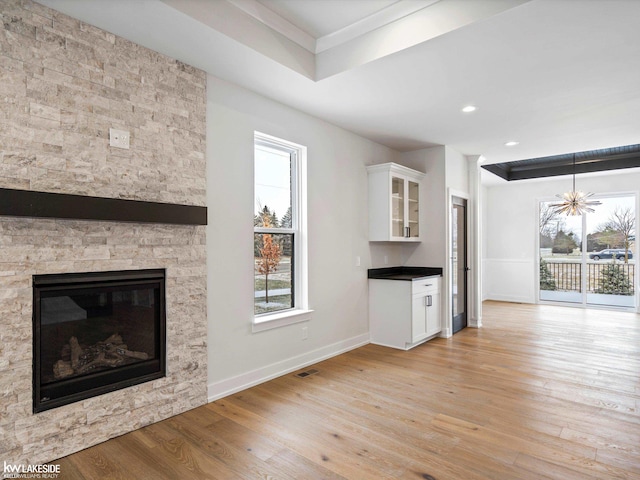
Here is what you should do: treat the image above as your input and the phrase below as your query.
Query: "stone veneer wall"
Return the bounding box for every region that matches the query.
[0,0,207,466]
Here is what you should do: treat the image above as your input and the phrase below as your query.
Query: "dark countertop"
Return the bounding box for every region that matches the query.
[368,266,443,281]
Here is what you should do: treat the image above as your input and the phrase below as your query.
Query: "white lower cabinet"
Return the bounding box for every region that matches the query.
[369,277,441,350]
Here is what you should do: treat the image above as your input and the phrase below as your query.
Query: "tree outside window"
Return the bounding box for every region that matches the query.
[255,207,282,304]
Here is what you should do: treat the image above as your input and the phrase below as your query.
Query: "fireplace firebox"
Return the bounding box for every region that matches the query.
[33,269,166,413]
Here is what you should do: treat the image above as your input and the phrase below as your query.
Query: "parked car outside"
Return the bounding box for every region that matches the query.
[589,249,633,261]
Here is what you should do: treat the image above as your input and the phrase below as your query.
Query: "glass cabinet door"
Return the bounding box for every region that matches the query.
[391,176,405,237]
[408,180,419,238]
[367,162,424,242]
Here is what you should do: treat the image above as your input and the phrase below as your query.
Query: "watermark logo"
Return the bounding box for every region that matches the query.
[2,461,60,479]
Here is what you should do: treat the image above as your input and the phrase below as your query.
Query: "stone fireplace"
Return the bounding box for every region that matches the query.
[1,218,207,465]
[0,0,208,466]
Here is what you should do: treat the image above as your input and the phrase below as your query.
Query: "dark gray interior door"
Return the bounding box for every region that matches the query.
[452,196,468,334]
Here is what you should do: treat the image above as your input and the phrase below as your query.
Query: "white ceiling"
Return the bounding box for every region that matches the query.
[38,0,640,168]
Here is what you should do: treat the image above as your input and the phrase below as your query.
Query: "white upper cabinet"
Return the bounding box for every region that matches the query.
[367,163,425,242]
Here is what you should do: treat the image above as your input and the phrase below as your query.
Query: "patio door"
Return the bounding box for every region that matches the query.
[539,194,636,308]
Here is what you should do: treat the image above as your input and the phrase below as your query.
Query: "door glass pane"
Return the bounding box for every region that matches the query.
[586,196,635,307]
[408,181,419,237]
[452,205,461,317]
[539,201,583,303]
[391,176,404,237]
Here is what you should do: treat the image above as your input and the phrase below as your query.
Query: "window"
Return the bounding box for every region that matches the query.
[538,194,636,308]
[253,132,309,330]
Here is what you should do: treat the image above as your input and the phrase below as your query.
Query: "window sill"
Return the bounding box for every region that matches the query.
[252,308,313,333]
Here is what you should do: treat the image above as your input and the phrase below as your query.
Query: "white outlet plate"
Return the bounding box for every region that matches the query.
[109,128,130,149]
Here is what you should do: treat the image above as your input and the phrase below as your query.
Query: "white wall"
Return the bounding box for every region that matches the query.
[399,145,472,336]
[401,146,448,268]
[445,145,469,194]
[206,76,402,399]
[483,171,640,303]
[400,145,470,266]
[481,184,490,301]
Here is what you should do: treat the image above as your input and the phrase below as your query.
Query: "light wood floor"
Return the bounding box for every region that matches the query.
[53,301,640,479]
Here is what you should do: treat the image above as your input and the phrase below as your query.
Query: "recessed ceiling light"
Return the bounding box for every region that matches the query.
[462,105,476,113]
[504,141,519,147]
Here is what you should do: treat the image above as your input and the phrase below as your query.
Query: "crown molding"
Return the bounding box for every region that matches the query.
[227,0,316,52]
[227,0,442,54]
[315,0,441,53]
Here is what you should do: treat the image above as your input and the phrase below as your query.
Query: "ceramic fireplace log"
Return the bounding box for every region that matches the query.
[69,336,81,370]
[75,353,123,375]
[53,360,74,379]
[52,335,150,379]
[116,348,149,360]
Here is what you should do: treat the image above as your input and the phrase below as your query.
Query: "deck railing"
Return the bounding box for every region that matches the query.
[542,261,635,294]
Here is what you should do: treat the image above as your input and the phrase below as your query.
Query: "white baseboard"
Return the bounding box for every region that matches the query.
[439,328,452,338]
[207,333,370,402]
[469,316,482,328]
[486,293,533,304]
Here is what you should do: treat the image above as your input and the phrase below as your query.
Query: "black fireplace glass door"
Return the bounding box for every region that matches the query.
[33,269,166,413]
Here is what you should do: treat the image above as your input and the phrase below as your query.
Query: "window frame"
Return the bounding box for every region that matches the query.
[253,132,311,332]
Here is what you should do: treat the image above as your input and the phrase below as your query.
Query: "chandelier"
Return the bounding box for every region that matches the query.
[550,154,601,216]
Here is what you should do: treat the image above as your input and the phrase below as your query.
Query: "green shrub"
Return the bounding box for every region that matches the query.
[539,259,557,291]
[595,264,633,295]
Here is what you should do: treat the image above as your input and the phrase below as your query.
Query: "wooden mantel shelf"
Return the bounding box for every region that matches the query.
[0,188,207,225]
